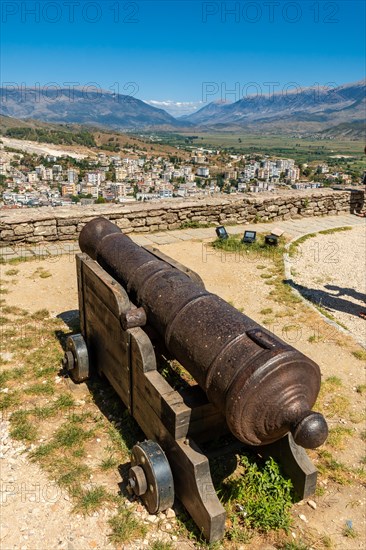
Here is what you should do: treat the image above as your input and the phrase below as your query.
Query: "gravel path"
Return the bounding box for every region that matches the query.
[0,420,115,550]
[288,226,366,346]
[0,418,188,550]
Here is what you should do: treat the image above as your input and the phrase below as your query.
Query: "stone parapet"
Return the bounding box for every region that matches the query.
[1,190,364,245]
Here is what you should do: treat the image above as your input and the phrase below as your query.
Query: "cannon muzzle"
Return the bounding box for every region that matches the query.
[79,217,328,449]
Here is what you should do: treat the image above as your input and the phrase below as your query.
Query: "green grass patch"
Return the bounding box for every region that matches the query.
[212,233,287,259]
[321,395,350,418]
[0,371,11,387]
[327,427,354,449]
[100,455,119,471]
[5,268,19,276]
[325,376,343,387]
[30,309,50,320]
[288,233,317,257]
[0,391,20,410]
[25,381,55,396]
[318,226,352,235]
[316,450,352,485]
[7,256,39,265]
[30,442,57,460]
[72,447,86,458]
[342,524,358,538]
[317,377,351,419]
[179,220,215,229]
[108,504,147,544]
[313,304,348,330]
[32,268,52,279]
[54,393,75,409]
[0,305,29,316]
[10,410,37,442]
[352,349,366,361]
[148,542,174,550]
[278,542,310,550]
[57,461,91,489]
[221,455,293,533]
[9,367,27,380]
[31,404,58,420]
[54,423,94,448]
[25,345,63,373]
[73,485,112,515]
[349,410,365,424]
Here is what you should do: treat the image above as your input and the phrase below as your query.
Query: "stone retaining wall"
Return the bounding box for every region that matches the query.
[0,189,364,245]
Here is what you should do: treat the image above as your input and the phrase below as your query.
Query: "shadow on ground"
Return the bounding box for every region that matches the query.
[286,279,366,319]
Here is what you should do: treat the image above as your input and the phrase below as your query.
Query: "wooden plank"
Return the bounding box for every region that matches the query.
[130,352,225,541]
[133,368,191,440]
[76,254,86,336]
[129,328,191,439]
[179,386,228,442]
[169,438,226,543]
[132,386,225,542]
[82,256,130,319]
[84,284,131,410]
[129,327,157,373]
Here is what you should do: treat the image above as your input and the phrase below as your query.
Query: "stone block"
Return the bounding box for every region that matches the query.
[14,224,33,236]
[34,225,57,237]
[146,217,162,226]
[131,218,146,227]
[0,230,14,239]
[57,218,79,227]
[35,219,57,227]
[132,226,148,233]
[116,218,133,229]
[59,226,77,235]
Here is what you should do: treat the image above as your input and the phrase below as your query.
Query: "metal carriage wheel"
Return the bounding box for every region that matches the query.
[128,440,174,514]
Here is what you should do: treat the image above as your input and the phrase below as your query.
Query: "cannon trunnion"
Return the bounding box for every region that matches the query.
[64,217,328,542]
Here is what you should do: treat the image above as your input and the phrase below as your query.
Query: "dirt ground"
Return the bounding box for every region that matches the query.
[287,226,366,346]
[1,229,365,549]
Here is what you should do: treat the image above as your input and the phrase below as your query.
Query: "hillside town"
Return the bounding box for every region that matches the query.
[0,141,357,209]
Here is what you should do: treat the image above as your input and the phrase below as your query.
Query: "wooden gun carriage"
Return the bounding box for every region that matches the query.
[63,217,328,542]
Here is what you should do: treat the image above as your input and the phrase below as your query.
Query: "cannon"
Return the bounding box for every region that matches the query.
[64,217,328,542]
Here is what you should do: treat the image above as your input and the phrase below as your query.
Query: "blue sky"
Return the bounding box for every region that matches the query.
[1,1,365,115]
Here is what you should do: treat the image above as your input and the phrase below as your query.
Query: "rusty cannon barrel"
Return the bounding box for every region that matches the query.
[79,217,328,449]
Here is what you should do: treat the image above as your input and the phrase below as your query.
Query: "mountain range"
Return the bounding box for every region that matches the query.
[0,80,365,138]
[0,87,185,130]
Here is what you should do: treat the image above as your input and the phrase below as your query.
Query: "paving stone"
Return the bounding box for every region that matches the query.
[0,247,15,256]
[147,235,179,245]
[170,232,198,241]
[45,245,65,256]
[0,252,19,262]
[130,235,155,246]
